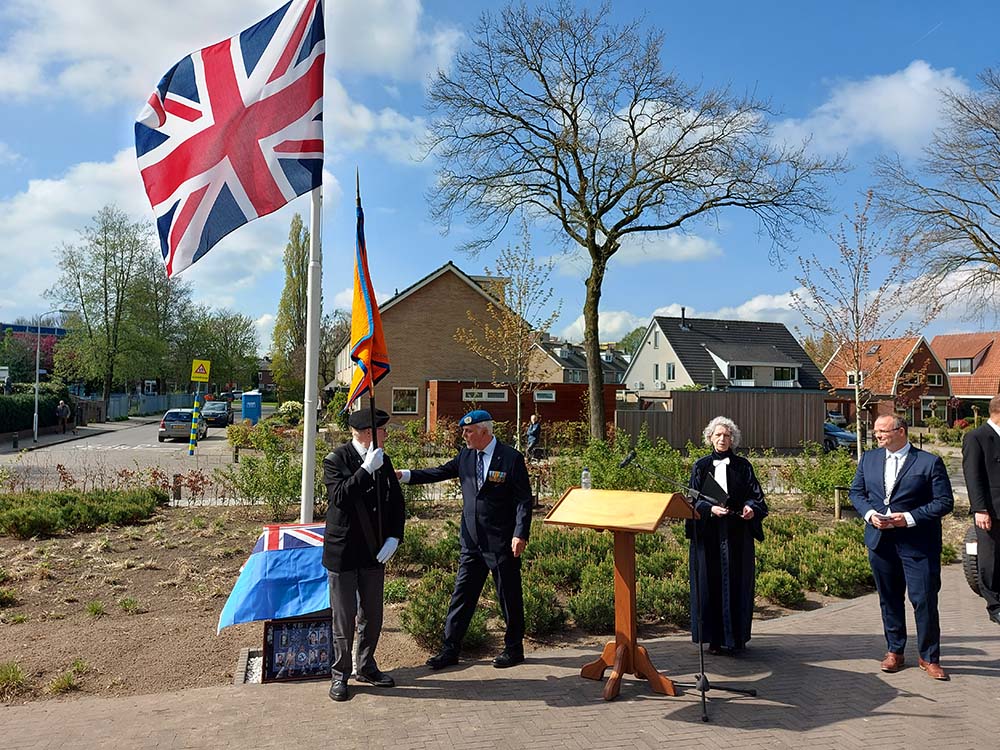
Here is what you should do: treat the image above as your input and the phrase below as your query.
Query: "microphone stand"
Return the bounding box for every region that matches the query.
[622,455,758,722]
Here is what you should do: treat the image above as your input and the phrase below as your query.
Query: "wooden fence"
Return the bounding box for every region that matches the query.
[615,390,826,450]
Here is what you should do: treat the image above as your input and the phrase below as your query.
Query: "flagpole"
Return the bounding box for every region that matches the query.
[359,171,384,544]
[299,185,323,523]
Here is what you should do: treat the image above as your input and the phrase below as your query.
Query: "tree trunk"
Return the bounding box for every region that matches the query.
[583,256,607,441]
[854,383,863,461]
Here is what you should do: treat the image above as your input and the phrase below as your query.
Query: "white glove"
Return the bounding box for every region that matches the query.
[376,537,400,564]
[361,447,384,474]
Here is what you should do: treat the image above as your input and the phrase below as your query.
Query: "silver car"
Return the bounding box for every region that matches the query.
[158,408,208,443]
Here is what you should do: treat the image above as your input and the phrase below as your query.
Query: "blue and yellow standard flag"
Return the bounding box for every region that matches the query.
[345,190,390,410]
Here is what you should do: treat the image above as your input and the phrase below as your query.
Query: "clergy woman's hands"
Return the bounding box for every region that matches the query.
[511,537,526,557]
[741,505,755,520]
[710,505,730,517]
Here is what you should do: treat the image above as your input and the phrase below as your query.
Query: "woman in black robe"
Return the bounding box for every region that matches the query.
[686,416,768,654]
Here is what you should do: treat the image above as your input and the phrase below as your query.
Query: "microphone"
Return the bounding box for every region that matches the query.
[618,450,637,469]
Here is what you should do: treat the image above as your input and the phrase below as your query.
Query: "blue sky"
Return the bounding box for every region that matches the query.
[1,0,997,354]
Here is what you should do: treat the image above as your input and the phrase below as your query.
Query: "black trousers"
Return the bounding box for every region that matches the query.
[443,550,524,653]
[976,522,1000,615]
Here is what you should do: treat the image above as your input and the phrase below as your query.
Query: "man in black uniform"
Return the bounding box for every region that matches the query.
[322,408,405,701]
[397,409,532,669]
[963,394,1000,626]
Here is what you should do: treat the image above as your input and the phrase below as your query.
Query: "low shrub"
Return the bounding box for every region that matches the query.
[756,569,805,606]
[0,587,17,607]
[780,443,857,509]
[400,569,488,649]
[383,578,409,603]
[0,489,165,539]
[636,575,690,626]
[48,670,78,694]
[522,574,565,637]
[0,661,27,701]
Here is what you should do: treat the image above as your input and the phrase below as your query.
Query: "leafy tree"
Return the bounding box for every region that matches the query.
[617,327,646,359]
[876,68,1000,309]
[271,214,310,401]
[791,195,940,459]
[318,309,351,390]
[0,329,36,382]
[801,331,838,370]
[425,1,840,439]
[48,205,156,406]
[455,221,561,448]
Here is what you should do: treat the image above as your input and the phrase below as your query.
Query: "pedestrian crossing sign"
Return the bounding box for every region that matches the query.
[191,359,211,383]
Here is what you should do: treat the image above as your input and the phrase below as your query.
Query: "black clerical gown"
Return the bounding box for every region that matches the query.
[685,451,768,650]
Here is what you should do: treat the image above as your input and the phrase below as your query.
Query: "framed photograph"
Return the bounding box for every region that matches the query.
[262,613,332,683]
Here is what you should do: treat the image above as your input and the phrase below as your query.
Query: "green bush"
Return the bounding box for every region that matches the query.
[780,443,857,509]
[0,587,17,607]
[383,578,409,603]
[215,423,301,520]
[0,661,27,701]
[636,575,690,626]
[0,488,164,539]
[566,573,615,633]
[0,391,63,433]
[522,574,565,637]
[400,569,488,649]
[756,569,805,606]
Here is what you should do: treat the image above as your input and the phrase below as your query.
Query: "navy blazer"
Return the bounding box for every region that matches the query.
[849,445,954,553]
[962,422,1000,517]
[409,440,532,555]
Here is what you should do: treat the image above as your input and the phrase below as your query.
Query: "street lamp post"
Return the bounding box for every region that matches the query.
[33,308,72,443]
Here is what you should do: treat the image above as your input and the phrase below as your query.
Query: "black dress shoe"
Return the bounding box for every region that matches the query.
[356,669,395,687]
[492,651,525,668]
[990,610,1000,626]
[426,651,459,670]
[329,680,350,701]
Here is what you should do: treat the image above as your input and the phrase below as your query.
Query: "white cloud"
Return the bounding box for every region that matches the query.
[0,148,343,317]
[776,60,969,157]
[255,314,276,355]
[0,0,459,105]
[558,310,648,343]
[332,285,392,310]
[548,231,723,278]
[0,141,21,165]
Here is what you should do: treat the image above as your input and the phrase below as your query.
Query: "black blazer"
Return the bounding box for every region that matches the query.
[963,422,1000,517]
[322,442,405,572]
[849,445,954,553]
[409,440,532,555]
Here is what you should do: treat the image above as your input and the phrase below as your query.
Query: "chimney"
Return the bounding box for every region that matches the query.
[680,306,690,331]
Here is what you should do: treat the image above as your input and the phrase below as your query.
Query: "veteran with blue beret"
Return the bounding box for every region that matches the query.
[397,408,533,669]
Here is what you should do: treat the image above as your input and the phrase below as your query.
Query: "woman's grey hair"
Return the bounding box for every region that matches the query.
[703,416,741,447]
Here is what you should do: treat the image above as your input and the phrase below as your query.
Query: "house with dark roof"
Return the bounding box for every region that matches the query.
[529,338,630,384]
[621,310,824,394]
[823,336,950,426]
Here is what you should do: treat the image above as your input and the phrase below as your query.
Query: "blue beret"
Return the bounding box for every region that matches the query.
[460,409,492,426]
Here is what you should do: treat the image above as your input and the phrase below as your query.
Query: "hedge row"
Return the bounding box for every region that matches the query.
[0,488,167,538]
[0,392,62,433]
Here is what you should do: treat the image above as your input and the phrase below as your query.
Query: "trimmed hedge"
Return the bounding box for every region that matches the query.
[0,489,167,538]
[0,392,63,433]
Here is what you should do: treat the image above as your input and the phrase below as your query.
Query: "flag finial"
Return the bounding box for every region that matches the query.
[356,167,360,207]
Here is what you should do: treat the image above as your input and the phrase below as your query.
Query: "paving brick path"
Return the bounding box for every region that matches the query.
[5,563,998,749]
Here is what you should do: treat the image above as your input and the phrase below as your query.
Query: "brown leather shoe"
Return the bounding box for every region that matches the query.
[918,658,949,681]
[880,651,905,672]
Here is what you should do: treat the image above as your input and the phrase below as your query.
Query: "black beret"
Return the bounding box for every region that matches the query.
[348,408,390,430]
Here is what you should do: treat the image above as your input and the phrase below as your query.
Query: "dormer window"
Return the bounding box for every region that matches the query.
[946,358,972,374]
[867,344,881,356]
[847,370,864,386]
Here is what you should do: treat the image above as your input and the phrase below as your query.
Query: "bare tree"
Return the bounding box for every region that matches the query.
[455,223,561,448]
[425,1,841,439]
[791,195,940,459]
[876,68,1000,310]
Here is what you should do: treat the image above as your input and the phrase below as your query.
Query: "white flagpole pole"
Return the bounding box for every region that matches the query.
[299,185,323,523]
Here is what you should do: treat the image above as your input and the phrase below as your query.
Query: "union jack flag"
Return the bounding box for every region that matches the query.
[136,0,325,277]
[218,521,329,632]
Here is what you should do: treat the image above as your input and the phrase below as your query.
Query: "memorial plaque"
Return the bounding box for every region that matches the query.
[262,613,332,683]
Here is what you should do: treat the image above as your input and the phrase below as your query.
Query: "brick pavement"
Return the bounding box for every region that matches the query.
[4,563,999,749]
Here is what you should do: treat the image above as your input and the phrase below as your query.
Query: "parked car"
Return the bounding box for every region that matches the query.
[201,400,233,427]
[823,422,857,452]
[158,408,208,443]
[826,410,848,427]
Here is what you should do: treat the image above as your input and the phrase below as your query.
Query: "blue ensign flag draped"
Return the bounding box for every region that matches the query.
[135,0,325,277]
[218,523,328,632]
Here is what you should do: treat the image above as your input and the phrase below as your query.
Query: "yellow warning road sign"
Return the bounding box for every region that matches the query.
[191,359,211,383]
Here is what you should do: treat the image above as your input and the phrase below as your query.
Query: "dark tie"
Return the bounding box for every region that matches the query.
[477,451,486,490]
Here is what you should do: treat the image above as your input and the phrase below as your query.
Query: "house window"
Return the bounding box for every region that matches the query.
[774,367,795,381]
[653,330,659,349]
[946,358,972,374]
[728,365,753,380]
[392,387,418,414]
[568,370,584,383]
[926,373,943,386]
[666,363,676,381]
[846,371,864,386]
[461,389,508,402]
[654,363,659,380]
[533,390,556,402]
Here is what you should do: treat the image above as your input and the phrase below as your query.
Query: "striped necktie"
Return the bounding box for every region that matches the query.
[477,451,486,490]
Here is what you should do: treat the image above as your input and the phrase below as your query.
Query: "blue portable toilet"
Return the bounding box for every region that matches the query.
[242,390,262,425]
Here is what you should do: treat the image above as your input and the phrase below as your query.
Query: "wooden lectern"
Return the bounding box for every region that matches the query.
[545,487,698,700]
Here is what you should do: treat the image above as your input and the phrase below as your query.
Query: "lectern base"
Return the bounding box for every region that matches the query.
[581,640,676,700]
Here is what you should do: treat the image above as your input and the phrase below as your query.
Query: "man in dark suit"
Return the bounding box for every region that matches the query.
[322,408,406,702]
[962,395,1000,626]
[397,409,533,669]
[850,414,954,680]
